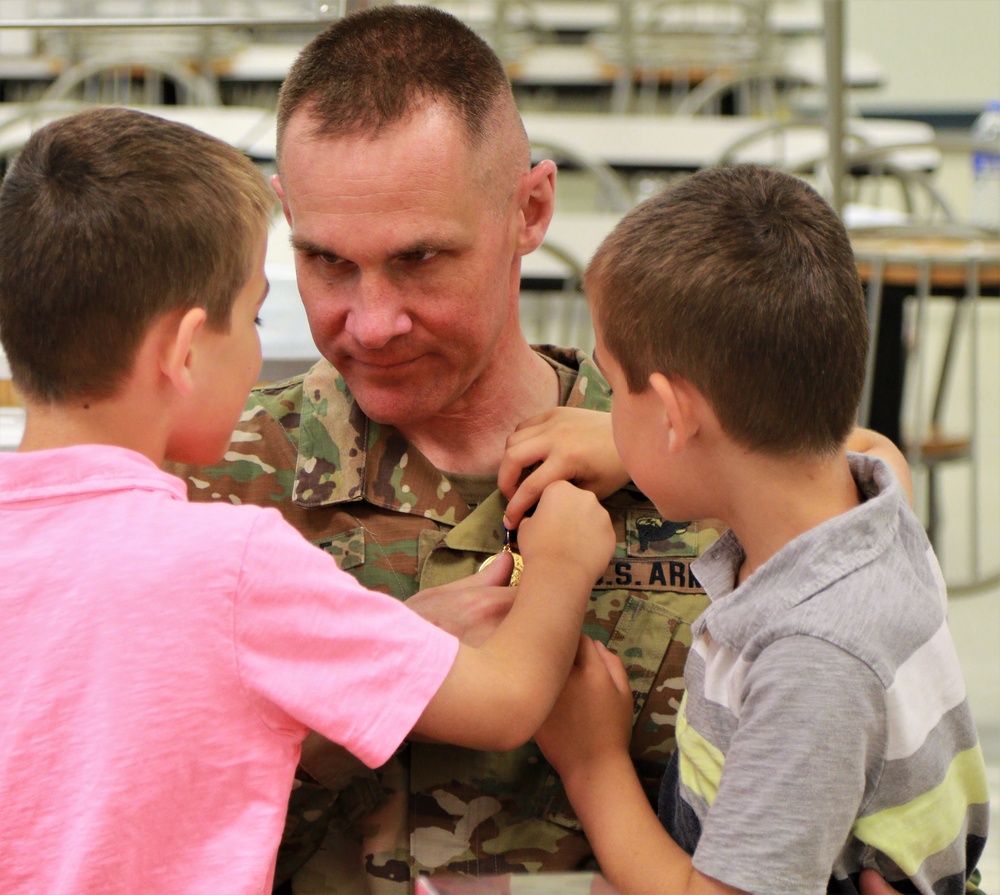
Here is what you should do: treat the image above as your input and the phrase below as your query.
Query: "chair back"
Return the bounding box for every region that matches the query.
[851,222,1000,593]
[592,0,773,114]
[530,137,635,213]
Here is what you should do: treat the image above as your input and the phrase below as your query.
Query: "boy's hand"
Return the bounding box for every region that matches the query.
[517,479,615,589]
[406,553,517,646]
[499,408,630,529]
[535,637,633,779]
[859,869,900,895]
[846,426,914,506]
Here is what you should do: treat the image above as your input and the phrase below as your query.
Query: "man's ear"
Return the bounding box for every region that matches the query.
[271,173,292,226]
[515,159,557,256]
[648,372,699,453]
[160,307,208,398]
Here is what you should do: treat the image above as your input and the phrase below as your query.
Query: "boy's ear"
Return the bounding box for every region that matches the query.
[160,307,208,397]
[514,159,556,256]
[648,372,698,453]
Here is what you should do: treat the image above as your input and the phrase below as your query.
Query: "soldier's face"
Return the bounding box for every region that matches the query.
[274,105,525,429]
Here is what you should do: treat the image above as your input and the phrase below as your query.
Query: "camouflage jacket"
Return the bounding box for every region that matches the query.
[175,346,722,894]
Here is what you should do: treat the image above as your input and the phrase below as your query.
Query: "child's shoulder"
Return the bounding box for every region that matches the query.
[732,476,945,686]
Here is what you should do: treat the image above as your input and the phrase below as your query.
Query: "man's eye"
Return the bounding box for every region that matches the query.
[254,317,264,327]
[399,248,439,263]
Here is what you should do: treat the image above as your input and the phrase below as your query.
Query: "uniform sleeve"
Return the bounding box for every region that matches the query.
[231,508,460,769]
[691,634,886,895]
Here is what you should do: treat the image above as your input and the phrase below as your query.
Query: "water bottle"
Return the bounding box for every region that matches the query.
[970,100,1000,229]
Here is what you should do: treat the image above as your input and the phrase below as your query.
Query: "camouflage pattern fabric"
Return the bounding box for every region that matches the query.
[172,346,724,894]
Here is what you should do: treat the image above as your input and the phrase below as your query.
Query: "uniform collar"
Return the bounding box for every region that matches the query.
[290,348,610,523]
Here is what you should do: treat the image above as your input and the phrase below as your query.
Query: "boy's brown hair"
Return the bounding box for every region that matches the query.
[587,164,868,455]
[0,107,274,403]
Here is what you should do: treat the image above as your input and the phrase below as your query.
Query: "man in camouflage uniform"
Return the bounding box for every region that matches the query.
[187,345,718,889]
[175,5,719,892]
[173,7,915,894]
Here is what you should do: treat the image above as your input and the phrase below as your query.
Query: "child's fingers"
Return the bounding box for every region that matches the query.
[593,641,632,697]
[473,549,514,587]
[497,433,548,499]
[502,464,559,529]
[509,409,557,438]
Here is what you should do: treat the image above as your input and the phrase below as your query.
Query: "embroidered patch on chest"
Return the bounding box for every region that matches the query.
[626,511,699,557]
[594,557,703,593]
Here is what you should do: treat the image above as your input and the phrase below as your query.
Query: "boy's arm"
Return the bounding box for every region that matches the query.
[535,638,748,895]
[412,480,615,751]
[499,408,629,528]
[499,415,915,529]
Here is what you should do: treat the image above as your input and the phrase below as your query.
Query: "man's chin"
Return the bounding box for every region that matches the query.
[349,386,440,430]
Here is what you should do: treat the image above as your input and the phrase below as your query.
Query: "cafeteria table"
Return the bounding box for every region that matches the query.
[237,109,937,176]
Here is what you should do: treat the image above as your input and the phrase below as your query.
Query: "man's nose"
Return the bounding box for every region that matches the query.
[343,275,413,348]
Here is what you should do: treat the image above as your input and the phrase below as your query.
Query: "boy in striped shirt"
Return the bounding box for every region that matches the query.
[534,165,989,895]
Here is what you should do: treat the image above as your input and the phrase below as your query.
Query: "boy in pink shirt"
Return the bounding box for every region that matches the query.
[0,107,614,894]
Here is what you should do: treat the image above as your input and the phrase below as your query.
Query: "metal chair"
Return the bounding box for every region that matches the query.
[429,0,554,67]
[834,134,1000,226]
[41,53,222,106]
[715,117,878,182]
[589,0,773,115]
[530,136,635,213]
[852,223,1000,594]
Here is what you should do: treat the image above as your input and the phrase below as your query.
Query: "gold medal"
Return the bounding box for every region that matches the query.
[478,527,523,586]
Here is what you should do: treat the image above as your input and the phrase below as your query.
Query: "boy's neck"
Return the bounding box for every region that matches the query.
[18,394,169,466]
[715,446,862,585]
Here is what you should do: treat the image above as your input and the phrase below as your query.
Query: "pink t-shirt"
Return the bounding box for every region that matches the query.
[0,444,459,894]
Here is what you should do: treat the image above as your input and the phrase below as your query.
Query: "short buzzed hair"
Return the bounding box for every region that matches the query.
[587,165,868,456]
[0,107,274,403]
[275,4,529,189]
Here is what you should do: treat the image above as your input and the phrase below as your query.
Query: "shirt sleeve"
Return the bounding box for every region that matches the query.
[691,634,887,895]
[231,508,460,769]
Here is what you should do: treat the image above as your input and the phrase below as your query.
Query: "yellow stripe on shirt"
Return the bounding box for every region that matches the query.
[676,691,726,806]
[853,744,990,876]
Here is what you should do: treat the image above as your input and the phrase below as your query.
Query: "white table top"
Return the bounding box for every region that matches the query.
[402,1,823,39]
[238,110,936,173]
[507,39,883,91]
[0,101,275,157]
[521,112,938,172]
[4,103,920,180]
[213,42,299,82]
